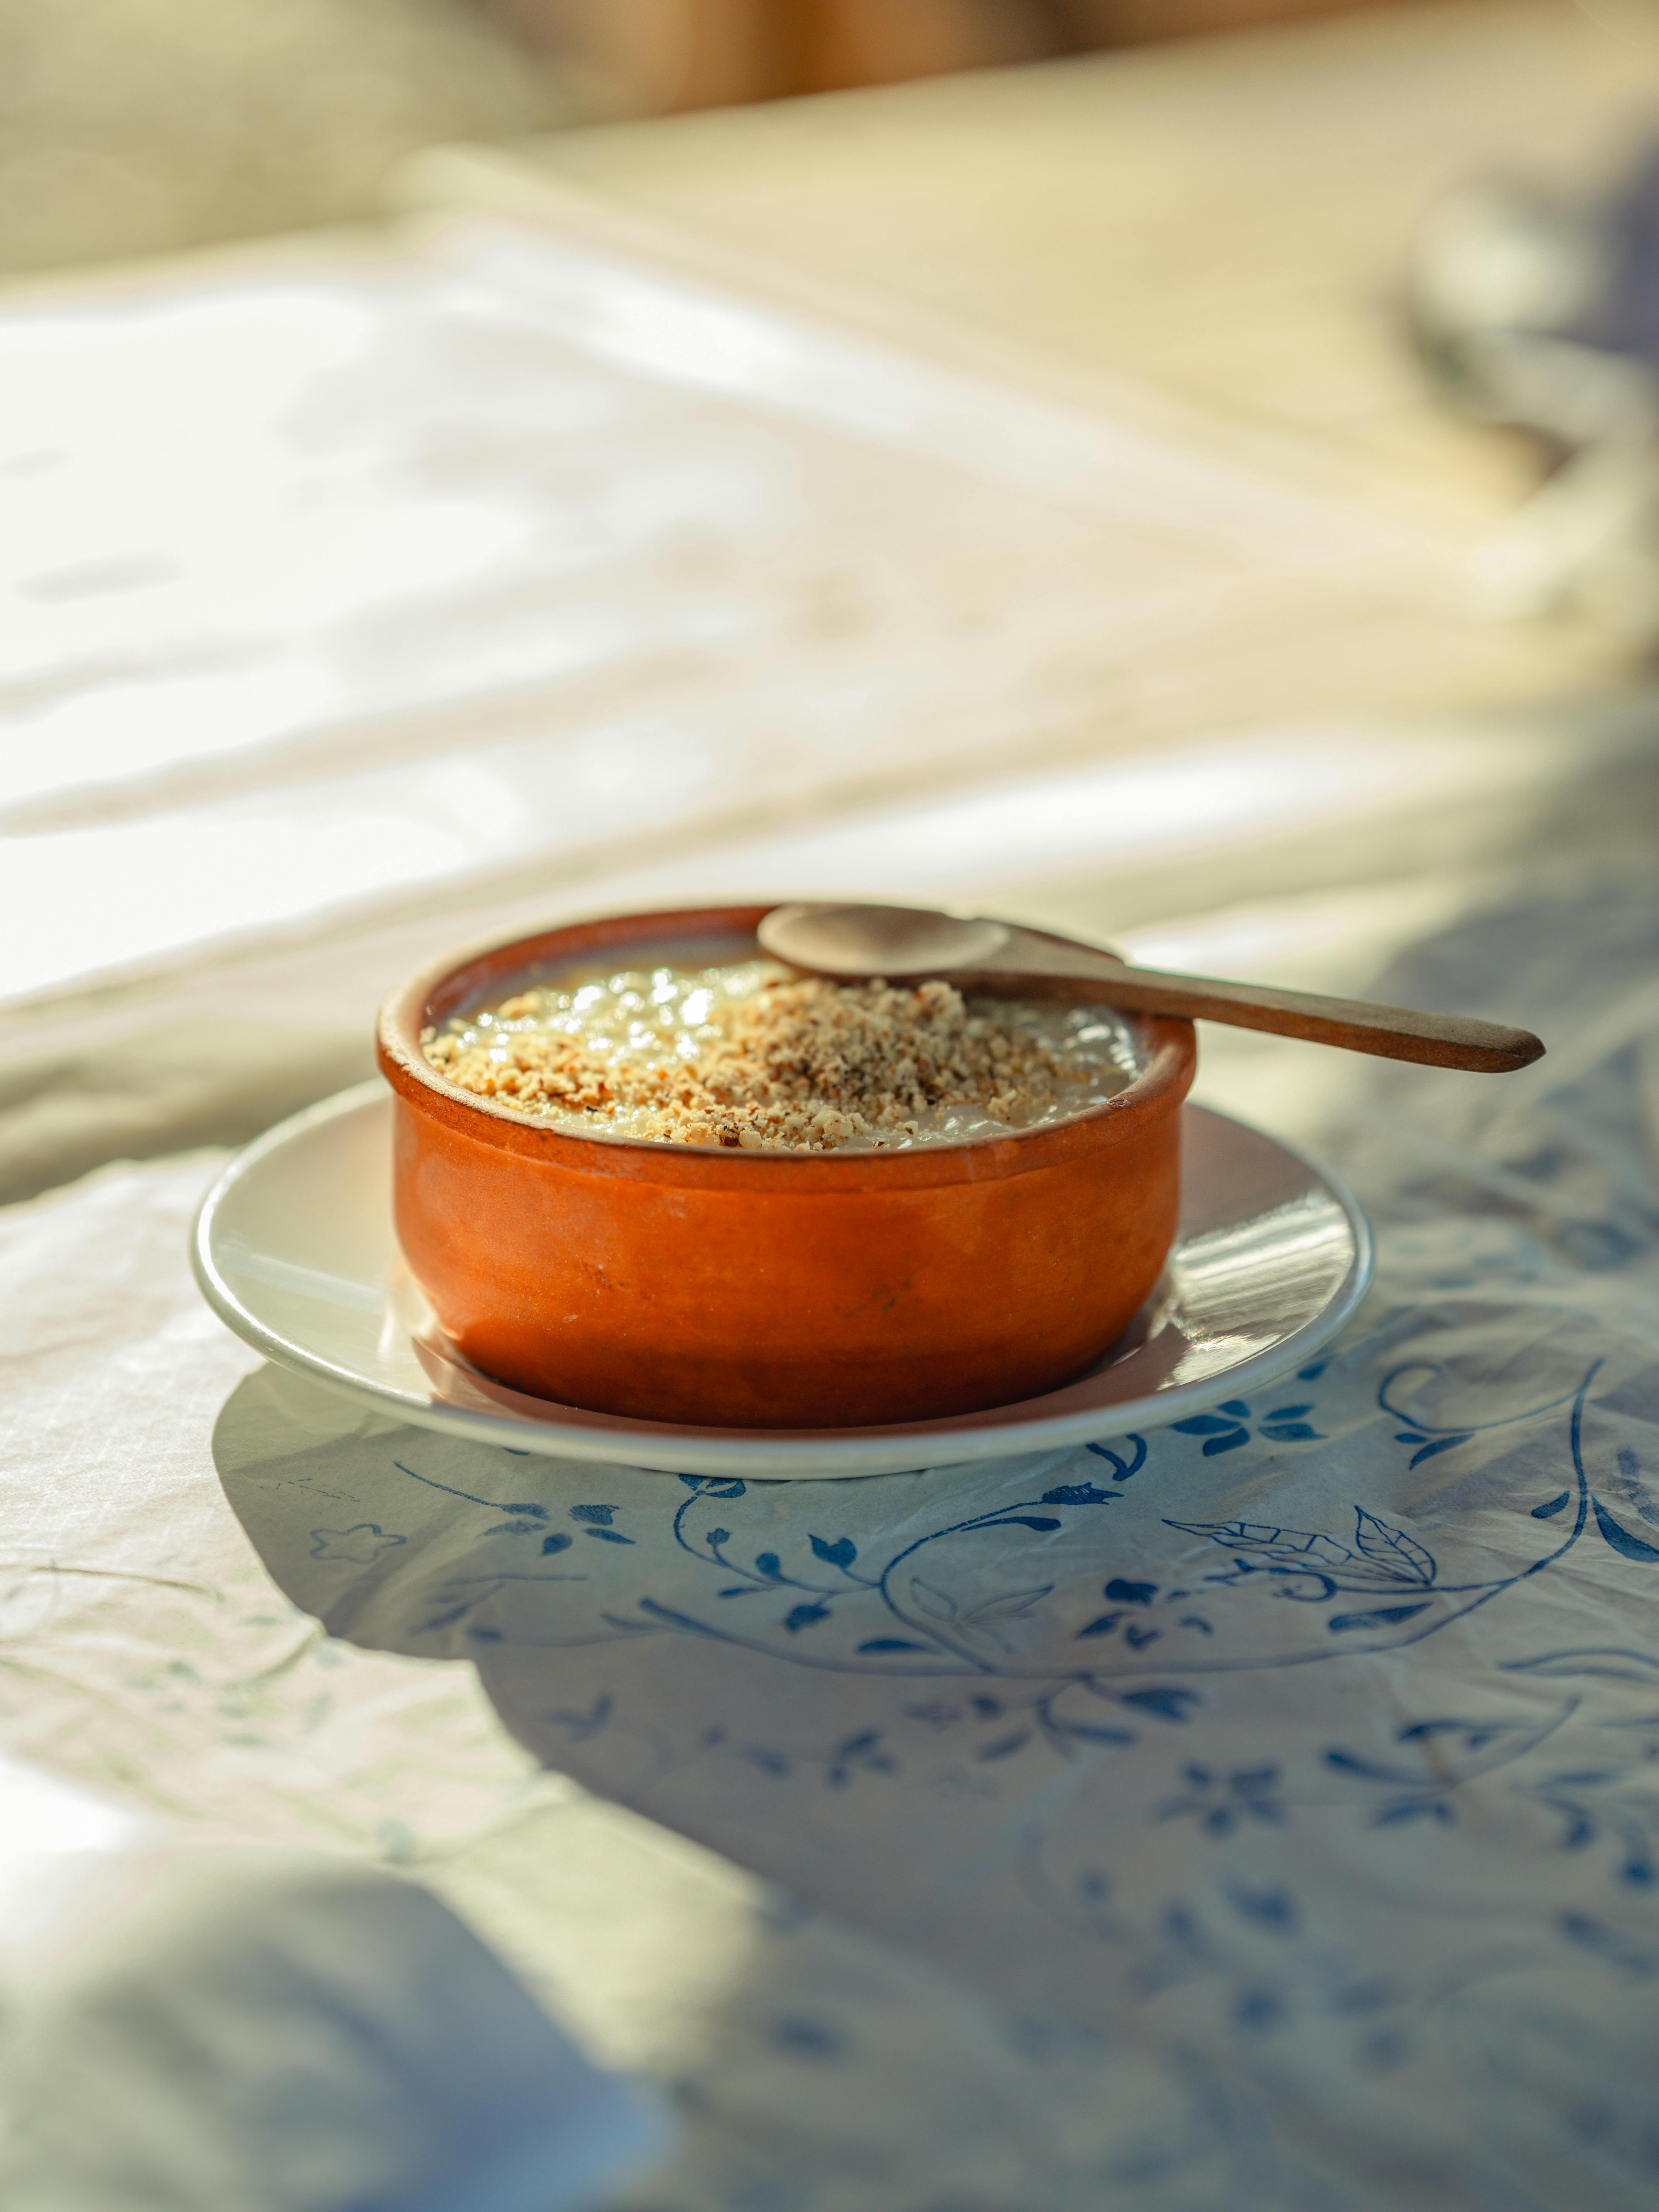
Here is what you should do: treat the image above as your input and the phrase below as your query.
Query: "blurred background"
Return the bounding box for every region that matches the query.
[0,0,1458,273]
[5,0,1658,1179]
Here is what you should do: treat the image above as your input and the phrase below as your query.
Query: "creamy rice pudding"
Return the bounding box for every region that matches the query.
[423,957,1144,1153]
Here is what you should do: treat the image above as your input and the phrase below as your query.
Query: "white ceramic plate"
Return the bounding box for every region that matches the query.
[192,1083,1371,1479]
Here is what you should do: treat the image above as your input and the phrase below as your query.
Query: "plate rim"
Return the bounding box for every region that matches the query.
[192,1080,1373,1478]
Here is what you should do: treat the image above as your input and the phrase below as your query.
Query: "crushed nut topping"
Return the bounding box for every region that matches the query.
[422,959,1140,1152]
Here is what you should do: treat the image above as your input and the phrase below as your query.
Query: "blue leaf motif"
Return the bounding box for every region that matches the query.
[1260,1423,1320,1442]
[1531,1491,1572,1519]
[1408,1435,1470,1469]
[1557,1913,1659,1978]
[1075,1613,1121,1639]
[678,1476,747,1497]
[1119,1687,1198,1722]
[1050,1720,1134,1746]
[1399,1720,1509,1747]
[418,1602,470,1632]
[978,1730,1032,1761]
[810,1535,858,1569]
[1218,1401,1251,1418]
[1324,1749,1405,1779]
[967,1587,1053,1624]
[1329,1603,1432,1631]
[755,1552,784,1579]
[1104,1579,1156,1604]
[858,1638,931,1653]
[1265,1405,1313,1421]
[987,1516,1063,1532]
[1085,1437,1148,1480]
[1373,1798,1453,1826]
[1166,1519,1355,1572]
[540,1533,572,1555]
[1352,1509,1435,1586]
[583,1527,635,1545]
[1203,1430,1251,1456]
[1227,1882,1297,1932]
[1593,1499,1659,1562]
[769,2017,845,2059]
[909,1578,958,1622]
[1041,1483,1115,1504]
[546,1693,610,1740]
[1235,1987,1287,2037]
[958,1586,1054,1652]
[1504,1649,1659,1681]
[570,1504,616,1525]
[1174,1415,1240,1435]
[783,1603,831,1633]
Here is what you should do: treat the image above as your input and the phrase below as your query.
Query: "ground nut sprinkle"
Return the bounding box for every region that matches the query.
[422,959,1143,1152]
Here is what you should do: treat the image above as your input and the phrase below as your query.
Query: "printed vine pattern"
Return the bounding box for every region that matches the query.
[283,1348,1659,1874]
[1014,1796,1657,2085]
[352,1352,1636,1675]
[1132,1699,1659,1897]
[223,886,1659,2194]
[1013,1832,1432,2072]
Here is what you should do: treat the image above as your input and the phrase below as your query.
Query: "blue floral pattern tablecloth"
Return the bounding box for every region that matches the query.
[209,868,1659,2210]
[5,202,1657,2212]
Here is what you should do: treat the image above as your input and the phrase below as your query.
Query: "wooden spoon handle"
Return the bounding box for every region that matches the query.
[969,927,1544,1074]
[1059,966,1539,1071]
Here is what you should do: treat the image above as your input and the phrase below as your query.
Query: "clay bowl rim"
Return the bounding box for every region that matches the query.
[376,902,1196,1191]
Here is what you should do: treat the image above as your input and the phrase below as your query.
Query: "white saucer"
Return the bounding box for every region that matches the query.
[192,1083,1371,1479]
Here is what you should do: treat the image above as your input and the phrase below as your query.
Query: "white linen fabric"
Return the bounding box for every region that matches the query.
[0,204,1437,1208]
[1,848,1656,2209]
[0,1143,1069,2208]
[0,1854,667,2212]
[204,857,1659,2212]
[6,210,1659,2209]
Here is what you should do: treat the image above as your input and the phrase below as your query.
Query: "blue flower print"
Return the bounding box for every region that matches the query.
[308,1524,405,1564]
[1158,1762,1286,1835]
[1171,1400,1324,1456]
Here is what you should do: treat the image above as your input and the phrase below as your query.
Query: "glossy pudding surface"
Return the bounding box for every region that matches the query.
[423,955,1145,1153]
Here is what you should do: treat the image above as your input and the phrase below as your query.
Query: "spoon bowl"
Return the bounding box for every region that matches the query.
[762,901,1009,976]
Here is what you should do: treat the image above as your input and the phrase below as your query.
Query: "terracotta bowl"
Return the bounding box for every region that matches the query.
[376,904,1196,1430]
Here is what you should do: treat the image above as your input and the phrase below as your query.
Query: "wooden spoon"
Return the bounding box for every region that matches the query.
[757,902,1544,1074]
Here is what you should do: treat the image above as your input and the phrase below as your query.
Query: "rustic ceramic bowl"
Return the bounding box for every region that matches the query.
[376,904,1196,1430]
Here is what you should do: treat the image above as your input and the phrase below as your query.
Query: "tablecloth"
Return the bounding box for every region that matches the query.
[3,832,1655,2207]
[6,205,1659,2211]
[211,847,1659,2210]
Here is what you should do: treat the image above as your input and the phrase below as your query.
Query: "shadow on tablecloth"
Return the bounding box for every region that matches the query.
[215,862,1659,2212]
